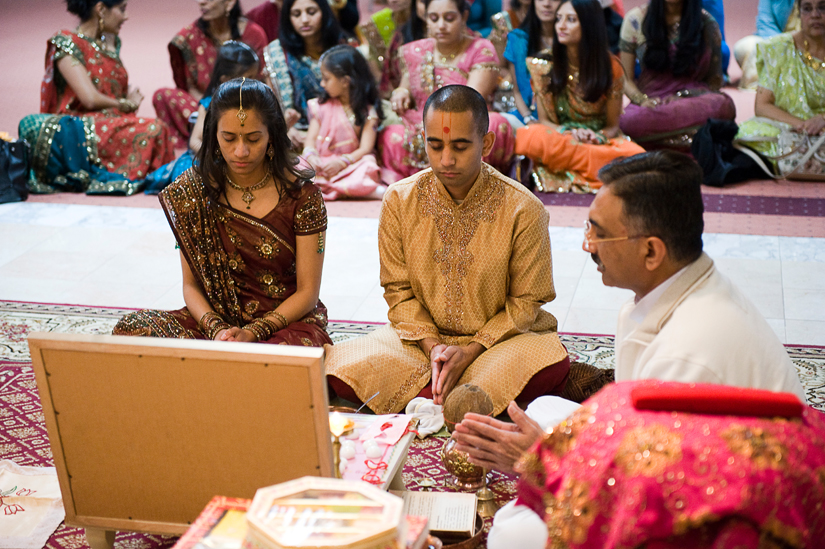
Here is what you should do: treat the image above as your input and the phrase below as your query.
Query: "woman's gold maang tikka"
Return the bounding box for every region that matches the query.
[237,77,247,126]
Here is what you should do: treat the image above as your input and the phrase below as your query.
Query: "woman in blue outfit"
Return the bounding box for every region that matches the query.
[144,42,260,194]
[504,0,561,123]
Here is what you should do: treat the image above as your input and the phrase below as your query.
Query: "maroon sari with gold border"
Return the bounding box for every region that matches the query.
[114,170,332,347]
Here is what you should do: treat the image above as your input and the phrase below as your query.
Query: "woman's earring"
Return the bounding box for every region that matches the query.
[97,16,105,39]
[215,148,223,162]
[267,144,275,159]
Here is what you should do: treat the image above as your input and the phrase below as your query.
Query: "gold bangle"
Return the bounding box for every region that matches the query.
[259,317,281,334]
[206,321,230,340]
[198,311,223,331]
[270,310,289,329]
[242,319,271,342]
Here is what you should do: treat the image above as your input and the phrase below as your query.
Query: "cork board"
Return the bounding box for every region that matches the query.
[28,333,333,535]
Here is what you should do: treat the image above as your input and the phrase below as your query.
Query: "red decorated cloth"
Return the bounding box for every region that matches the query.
[631,383,804,418]
[515,380,825,548]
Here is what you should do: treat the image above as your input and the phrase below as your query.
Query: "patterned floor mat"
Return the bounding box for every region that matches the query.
[1,300,823,548]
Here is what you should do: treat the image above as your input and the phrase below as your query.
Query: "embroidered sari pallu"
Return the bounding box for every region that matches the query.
[307,98,381,200]
[152,22,267,147]
[40,31,174,186]
[378,38,515,183]
[113,171,332,347]
[516,57,645,193]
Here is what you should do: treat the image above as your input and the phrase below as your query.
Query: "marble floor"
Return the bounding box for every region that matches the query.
[1,201,824,345]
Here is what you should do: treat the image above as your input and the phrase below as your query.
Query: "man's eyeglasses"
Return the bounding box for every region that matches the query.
[582,220,646,252]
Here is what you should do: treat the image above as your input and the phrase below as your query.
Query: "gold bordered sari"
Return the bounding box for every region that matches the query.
[113,170,332,346]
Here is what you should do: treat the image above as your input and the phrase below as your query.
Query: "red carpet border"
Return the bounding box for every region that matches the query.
[1,300,823,548]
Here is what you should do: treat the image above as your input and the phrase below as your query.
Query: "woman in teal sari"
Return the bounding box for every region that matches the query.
[735,0,825,175]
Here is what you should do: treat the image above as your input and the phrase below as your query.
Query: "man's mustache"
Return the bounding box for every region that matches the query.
[591,253,601,267]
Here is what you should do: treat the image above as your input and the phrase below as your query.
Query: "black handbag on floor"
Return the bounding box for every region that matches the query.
[0,139,30,203]
[691,119,764,187]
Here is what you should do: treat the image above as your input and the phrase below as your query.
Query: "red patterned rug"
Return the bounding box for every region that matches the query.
[1,300,823,548]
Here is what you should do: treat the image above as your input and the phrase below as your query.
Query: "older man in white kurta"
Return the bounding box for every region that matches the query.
[453,151,806,549]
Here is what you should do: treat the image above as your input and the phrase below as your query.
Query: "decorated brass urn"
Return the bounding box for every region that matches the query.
[440,384,494,491]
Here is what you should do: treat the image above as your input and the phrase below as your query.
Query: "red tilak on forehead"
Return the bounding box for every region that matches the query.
[441,112,451,134]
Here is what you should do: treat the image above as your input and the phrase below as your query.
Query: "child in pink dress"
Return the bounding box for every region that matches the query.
[302,46,384,201]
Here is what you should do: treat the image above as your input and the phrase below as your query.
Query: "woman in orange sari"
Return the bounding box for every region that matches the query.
[516,0,644,193]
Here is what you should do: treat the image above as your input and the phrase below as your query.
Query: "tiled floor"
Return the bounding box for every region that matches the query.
[2,201,824,345]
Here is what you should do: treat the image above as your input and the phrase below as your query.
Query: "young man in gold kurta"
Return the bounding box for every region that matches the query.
[325,85,570,415]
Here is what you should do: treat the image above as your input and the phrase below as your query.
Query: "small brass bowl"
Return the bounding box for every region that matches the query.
[440,438,486,491]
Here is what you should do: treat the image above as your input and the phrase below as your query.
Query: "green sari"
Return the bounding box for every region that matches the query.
[736,33,825,164]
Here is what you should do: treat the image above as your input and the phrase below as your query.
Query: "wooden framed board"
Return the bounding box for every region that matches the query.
[28,332,334,537]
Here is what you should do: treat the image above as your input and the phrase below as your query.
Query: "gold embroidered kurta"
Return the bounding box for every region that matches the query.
[325,164,568,414]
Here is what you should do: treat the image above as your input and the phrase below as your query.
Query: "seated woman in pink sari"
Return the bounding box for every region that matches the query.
[302,46,384,200]
[515,380,825,548]
[515,0,645,193]
[380,0,515,183]
[152,0,267,147]
[115,78,332,347]
[618,0,735,151]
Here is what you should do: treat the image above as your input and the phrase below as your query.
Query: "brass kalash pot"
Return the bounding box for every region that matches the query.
[440,384,500,517]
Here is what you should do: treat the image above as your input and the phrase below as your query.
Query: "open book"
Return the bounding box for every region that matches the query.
[390,491,477,542]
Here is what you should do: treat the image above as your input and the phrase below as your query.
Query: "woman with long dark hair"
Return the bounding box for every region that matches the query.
[152,0,268,147]
[262,0,351,147]
[618,0,735,150]
[502,0,561,123]
[114,78,332,347]
[515,0,644,192]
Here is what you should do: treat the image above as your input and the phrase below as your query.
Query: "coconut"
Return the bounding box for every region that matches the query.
[442,384,494,433]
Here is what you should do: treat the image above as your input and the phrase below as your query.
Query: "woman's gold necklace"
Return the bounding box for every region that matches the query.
[437,36,465,63]
[802,39,825,70]
[225,169,271,209]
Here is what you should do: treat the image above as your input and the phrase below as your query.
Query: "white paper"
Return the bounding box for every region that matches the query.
[391,491,476,534]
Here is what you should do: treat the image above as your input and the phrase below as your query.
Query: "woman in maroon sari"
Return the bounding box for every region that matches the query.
[152,0,268,147]
[115,78,332,347]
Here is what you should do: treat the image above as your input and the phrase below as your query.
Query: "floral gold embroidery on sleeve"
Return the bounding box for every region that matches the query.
[294,187,328,235]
